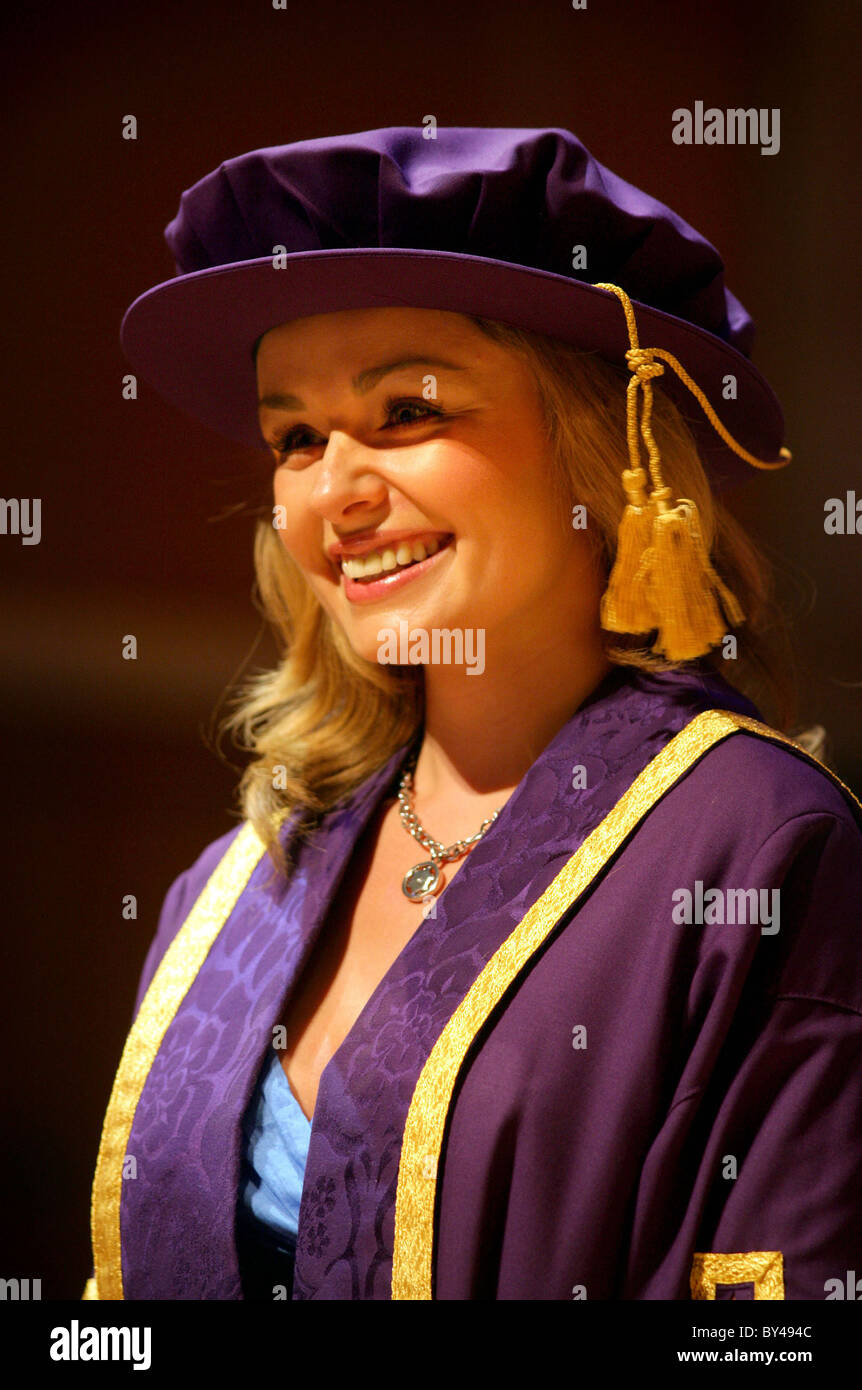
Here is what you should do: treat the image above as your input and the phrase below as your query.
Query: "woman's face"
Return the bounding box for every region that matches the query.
[256,306,603,666]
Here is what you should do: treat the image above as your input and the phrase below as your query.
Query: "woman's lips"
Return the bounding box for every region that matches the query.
[341,535,454,603]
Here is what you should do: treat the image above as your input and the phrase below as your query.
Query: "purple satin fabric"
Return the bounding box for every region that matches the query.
[165,128,753,355]
[118,665,862,1299]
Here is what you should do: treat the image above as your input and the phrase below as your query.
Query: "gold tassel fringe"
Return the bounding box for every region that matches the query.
[600,467,656,633]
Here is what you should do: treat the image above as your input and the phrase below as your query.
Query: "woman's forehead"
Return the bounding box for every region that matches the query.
[257,304,481,356]
[255,306,503,396]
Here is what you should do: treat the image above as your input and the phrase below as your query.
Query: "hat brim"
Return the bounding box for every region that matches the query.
[120,247,786,489]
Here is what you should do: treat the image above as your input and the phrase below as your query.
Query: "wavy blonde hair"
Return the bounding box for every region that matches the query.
[218,313,795,876]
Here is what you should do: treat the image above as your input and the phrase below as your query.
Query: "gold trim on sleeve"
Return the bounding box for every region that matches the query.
[81,1276,98,1300]
[391,709,861,1299]
[89,821,267,1300]
[691,1251,785,1300]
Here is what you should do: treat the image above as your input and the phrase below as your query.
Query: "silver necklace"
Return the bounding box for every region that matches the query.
[397,751,501,900]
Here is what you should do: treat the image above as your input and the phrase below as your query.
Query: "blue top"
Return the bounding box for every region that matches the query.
[238,1049,312,1245]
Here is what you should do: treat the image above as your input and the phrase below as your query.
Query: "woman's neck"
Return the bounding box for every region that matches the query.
[411,638,613,819]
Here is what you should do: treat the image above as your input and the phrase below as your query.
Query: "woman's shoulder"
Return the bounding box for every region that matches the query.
[132,821,246,1016]
[697,727,862,1012]
[626,720,862,1015]
[676,717,862,844]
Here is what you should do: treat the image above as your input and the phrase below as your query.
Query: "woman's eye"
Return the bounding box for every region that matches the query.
[272,426,316,455]
[385,398,440,428]
[270,397,443,460]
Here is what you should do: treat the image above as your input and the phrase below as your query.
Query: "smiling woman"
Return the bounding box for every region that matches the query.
[86,126,862,1304]
[232,303,795,880]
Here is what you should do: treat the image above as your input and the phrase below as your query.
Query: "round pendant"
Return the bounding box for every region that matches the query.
[402,859,442,900]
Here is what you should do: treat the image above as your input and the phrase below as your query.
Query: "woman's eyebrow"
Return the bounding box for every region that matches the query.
[258,355,468,411]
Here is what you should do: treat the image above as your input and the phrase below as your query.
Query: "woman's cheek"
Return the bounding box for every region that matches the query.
[280,531,315,571]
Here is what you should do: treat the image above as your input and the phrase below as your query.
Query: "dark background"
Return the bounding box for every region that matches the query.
[2,0,859,1298]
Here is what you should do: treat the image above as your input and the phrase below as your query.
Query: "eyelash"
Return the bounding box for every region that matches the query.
[269,395,445,459]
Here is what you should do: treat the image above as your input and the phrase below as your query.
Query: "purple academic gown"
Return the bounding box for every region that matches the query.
[107,665,862,1299]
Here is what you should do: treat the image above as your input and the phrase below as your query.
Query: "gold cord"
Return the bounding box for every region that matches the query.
[594,282,791,661]
[595,282,792,479]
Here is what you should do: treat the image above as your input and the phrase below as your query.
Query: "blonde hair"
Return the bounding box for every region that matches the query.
[218,314,795,876]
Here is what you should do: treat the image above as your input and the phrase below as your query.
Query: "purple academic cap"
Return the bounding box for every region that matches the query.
[120,125,787,488]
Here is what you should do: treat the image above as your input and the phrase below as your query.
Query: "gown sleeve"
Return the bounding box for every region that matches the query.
[626,808,862,1300]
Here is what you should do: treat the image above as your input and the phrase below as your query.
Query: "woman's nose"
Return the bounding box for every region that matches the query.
[306,431,390,516]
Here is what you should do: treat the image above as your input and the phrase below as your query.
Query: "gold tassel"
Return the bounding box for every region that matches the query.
[600,467,657,633]
[638,494,746,661]
[594,282,791,662]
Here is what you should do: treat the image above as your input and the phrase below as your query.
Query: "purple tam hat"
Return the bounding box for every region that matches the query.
[120,125,788,490]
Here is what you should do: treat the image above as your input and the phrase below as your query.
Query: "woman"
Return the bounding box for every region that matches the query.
[86,125,862,1301]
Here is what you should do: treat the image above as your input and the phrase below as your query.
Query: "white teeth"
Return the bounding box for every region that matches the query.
[341,536,444,580]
